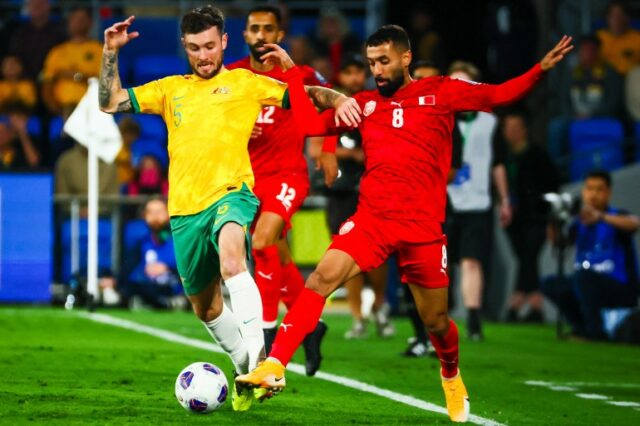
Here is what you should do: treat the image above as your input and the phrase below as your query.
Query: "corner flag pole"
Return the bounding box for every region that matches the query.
[87,134,99,307]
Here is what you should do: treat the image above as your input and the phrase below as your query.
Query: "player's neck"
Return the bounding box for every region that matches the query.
[249,56,275,73]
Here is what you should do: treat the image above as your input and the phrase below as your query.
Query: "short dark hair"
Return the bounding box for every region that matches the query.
[181,5,225,36]
[579,34,601,48]
[366,24,411,52]
[606,0,630,16]
[585,170,612,187]
[247,5,282,26]
[69,7,92,18]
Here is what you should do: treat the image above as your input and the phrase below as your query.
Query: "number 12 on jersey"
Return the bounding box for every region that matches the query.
[257,106,276,124]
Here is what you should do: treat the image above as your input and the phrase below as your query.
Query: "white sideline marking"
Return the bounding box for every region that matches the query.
[575,393,610,400]
[549,386,578,392]
[607,401,640,408]
[525,380,640,411]
[82,313,504,426]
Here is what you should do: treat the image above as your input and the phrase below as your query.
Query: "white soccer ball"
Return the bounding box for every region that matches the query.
[175,362,229,413]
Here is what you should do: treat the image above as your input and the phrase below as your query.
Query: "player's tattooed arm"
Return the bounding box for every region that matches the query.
[99,49,132,113]
[305,86,362,127]
[99,16,139,113]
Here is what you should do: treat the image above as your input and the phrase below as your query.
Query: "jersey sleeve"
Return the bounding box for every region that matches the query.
[128,79,165,115]
[252,73,288,108]
[441,64,544,112]
[41,47,61,82]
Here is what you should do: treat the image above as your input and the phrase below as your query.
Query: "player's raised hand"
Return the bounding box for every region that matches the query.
[104,16,139,51]
[335,97,362,127]
[540,35,573,71]
[260,43,295,71]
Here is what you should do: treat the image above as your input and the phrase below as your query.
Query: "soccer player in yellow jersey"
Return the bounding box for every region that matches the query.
[98,5,360,412]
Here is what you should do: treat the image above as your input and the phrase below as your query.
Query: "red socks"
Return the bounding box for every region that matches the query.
[252,245,281,327]
[429,319,460,379]
[270,288,326,366]
[280,261,305,309]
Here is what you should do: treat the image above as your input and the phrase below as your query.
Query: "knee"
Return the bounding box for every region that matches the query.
[423,310,449,336]
[193,303,222,323]
[220,257,246,280]
[305,269,337,298]
[252,232,270,251]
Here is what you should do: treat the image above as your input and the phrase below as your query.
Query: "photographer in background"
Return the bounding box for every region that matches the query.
[543,171,639,340]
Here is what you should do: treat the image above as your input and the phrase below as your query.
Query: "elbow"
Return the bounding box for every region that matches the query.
[99,103,115,114]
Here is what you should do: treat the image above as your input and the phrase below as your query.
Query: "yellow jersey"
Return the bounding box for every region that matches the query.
[596,29,640,75]
[0,80,37,111]
[128,68,288,216]
[42,39,103,106]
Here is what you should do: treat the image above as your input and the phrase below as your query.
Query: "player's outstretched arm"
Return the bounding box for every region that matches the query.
[305,86,361,128]
[488,35,573,107]
[99,16,139,114]
[260,43,361,127]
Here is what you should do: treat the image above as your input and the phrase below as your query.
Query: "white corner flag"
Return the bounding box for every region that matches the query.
[63,78,123,305]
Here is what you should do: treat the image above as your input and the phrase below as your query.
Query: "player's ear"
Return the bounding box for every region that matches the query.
[276,30,285,44]
[222,32,228,50]
[401,50,412,68]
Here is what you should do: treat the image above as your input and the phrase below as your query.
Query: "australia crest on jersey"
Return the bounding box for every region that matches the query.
[363,100,376,116]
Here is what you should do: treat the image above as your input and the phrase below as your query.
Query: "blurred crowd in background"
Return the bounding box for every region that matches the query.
[0,0,639,345]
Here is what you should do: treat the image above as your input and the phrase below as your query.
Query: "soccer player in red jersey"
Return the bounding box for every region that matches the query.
[226,6,337,377]
[237,25,573,422]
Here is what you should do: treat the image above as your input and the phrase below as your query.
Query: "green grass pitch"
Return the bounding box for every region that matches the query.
[1,307,639,425]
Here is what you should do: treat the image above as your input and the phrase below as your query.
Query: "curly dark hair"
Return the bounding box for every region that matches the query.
[181,5,225,36]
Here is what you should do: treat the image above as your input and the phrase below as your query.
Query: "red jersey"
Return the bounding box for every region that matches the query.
[296,64,544,222]
[226,57,327,180]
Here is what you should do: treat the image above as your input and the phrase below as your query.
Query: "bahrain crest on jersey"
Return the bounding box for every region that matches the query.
[363,100,376,116]
[339,220,355,235]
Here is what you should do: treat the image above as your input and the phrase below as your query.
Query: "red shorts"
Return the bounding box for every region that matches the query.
[330,209,449,289]
[252,173,310,235]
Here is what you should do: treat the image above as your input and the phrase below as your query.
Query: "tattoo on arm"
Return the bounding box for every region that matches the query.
[99,49,130,111]
[305,86,345,109]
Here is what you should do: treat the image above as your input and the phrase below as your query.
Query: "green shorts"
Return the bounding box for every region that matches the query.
[170,184,259,296]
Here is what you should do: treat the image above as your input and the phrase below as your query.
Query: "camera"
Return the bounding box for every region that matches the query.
[543,192,578,223]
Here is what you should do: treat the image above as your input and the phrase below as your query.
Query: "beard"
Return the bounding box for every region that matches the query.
[191,55,223,79]
[249,41,273,63]
[375,71,405,97]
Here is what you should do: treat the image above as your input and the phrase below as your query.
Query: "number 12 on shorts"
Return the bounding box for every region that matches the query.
[276,183,296,211]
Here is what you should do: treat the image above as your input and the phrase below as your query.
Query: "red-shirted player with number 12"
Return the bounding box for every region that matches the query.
[237,25,573,423]
[226,5,337,378]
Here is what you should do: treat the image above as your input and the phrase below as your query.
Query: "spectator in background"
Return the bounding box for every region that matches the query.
[323,55,395,340]
[0,55,37,113]
[120,197,184,310]
[115,117,139,185]
[54,142,119,216]
[543,171,639,340]
[411,60,440,80]
[407,6,444,68]
[502,112,559,322]
[309,8,361,83]
[41,7,102,117]
[625,65,640,121]
[565,35,623,119]
[126,154,168,196]
[484,0,538,82]
[8,0,67,81]
[446,61,512,341]
[0,114,40,169]
[596,1,640,76]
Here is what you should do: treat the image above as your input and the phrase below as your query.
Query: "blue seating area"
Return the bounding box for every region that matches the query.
[60,219,113,283]
[569,118,625,181]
